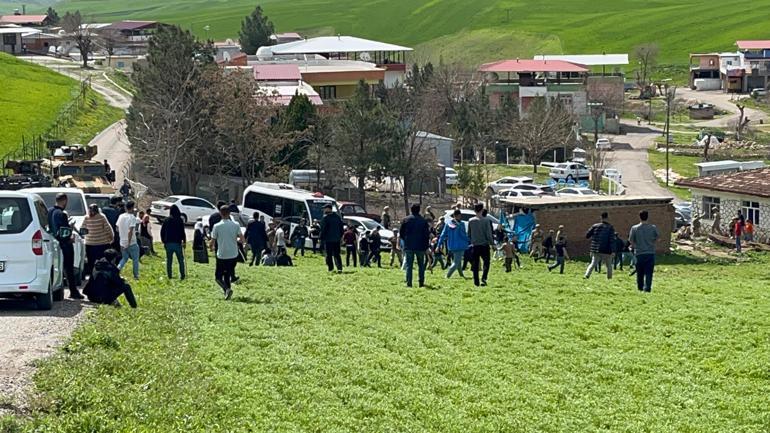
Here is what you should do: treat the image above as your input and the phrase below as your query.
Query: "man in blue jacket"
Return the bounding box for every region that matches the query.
[399,203,430,287]
[438,209,469,279]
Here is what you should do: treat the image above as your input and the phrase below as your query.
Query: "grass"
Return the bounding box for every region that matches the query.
[105,70,136,95]
[647,149,700,200]
[58,89,125,145]
[4,250,770,432]
[17,0,770,66]
[0,53,79,155]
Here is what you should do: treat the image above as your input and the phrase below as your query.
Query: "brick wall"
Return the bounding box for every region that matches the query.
[532,203,674,256]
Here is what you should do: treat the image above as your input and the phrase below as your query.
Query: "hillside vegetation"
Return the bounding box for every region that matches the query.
[33,0,770,66]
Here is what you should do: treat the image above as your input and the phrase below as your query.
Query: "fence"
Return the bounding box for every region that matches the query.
[0,76,92,173]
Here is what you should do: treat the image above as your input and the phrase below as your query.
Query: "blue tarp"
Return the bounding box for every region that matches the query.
[499,210,536,253]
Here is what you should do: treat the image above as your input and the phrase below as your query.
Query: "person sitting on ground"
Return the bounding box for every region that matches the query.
[276,248,294,267]
[83,249,137,308]
[261,249,276,266]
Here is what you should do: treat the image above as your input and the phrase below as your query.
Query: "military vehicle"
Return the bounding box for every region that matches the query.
[41,145,117,194]
[0,160,53,190]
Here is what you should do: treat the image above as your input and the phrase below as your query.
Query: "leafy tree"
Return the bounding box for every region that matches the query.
[238,5,274,55]
[61,11,94,69]
[277,93,316,168]
[46,7,60,25]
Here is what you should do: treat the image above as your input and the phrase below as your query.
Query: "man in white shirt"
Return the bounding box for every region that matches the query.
[116,201,141,280]
[211,205,245,300]
[275,222,286,252]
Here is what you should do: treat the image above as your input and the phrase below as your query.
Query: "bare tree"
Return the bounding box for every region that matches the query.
[735,103,751,141]
[633,43,659,99]
[505,97,575,173]
[61,11,94,69]
[99,29,124,67]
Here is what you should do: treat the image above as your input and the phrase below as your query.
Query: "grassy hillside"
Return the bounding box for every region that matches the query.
[4,252,769,432]
[0,53,78,155]
[31,0,770,66]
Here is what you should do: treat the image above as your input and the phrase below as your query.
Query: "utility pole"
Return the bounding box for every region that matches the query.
[663,81,675,187]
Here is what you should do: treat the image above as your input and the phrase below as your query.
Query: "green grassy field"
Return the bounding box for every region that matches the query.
[647,150,700,200]
[4,250,769,432]
[6,0,769,66]
[59,89,125,145]
[0,53,79,155]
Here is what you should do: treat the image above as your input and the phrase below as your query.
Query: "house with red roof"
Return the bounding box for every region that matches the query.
[0,14,50,27]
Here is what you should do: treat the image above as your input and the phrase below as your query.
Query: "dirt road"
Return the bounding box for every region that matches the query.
[676,88,767,128]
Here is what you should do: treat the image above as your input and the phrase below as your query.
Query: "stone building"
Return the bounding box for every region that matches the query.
[676,168,770,242]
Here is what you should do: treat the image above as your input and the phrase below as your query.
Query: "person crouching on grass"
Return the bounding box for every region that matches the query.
[211,205,245,300]
[83,249,137,308]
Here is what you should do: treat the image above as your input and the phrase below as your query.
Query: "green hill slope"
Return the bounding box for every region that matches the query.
[34,0,770,65]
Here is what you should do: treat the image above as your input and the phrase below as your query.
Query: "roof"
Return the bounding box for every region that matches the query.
[533,54,628,66]
[255,83,323,106]
[736,40,770,50]
[416,131,454,141]
[499,195,673,209]
[274,32,301,39]
[675,168,770,198]
[270,36,412,55]
[0,26,39,35]
[479,59,588,73]
[253,64,302,81]
[106,20,157,31]
[0,15,47,25]
[694,160,741,169]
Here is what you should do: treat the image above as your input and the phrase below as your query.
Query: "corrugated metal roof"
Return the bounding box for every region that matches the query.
[253,64,302,81]
[500,195,673,209]
[675,168,770,198]
[0,26,39,34]
[736,40,770,50]
[479,59,588,73]
[106,20,157,31]
[270,36,412,54]
[533,54,628,66]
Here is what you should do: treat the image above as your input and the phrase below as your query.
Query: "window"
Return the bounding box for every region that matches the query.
[559,94,573,109]
[182,199,212,209]
[318,86,336,100]
[245,192,279,217]
[34,200,50,232]
[742,201,761,225]
[3,34,16,46]
[0,198,32,235]
[34,192,87,217]
[702,196,721,219]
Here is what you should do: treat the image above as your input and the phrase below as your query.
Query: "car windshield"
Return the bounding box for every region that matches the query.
[308,199,338,222]
[86,196,111,209]
[358,219,381,230]
[163,196,181,203]
[34,192,87,217]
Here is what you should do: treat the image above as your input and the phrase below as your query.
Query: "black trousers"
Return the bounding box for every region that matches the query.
[471,245,491,286]
[635,254,655,292]
[369,250,381,268]
[345,245,357,267]
[89,283,137,308]
[85,244,108,277]
[215,258,237,290]
[60,242,77,290]
[325,242,342,272]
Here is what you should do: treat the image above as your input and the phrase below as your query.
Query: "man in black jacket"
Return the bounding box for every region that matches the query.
[319,204,344,272]
[584,212,616,279]
[49,193,83,299]
[400,203,430,287]
[83,249,137,308]
[291,218,310,257]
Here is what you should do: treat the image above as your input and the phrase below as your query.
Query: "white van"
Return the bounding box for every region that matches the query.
[241,182,338,244]
[0,192,64,309]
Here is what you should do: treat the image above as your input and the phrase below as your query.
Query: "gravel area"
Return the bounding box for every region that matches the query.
[0,297,88,416]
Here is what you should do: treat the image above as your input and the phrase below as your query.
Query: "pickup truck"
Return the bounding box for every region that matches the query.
[549,162,590,181]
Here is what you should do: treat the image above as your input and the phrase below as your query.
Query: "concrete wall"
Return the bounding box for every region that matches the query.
[531,203,674,256]
[691,189,770,242]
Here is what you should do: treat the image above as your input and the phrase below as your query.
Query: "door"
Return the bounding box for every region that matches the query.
[0,197,38,285]
[34,199,62,288]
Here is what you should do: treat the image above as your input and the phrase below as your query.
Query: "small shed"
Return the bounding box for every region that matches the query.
[689,103,715,120]
[417,131,454,168]
[500,195,674,255]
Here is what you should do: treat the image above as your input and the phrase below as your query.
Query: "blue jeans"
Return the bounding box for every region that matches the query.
[404,250,426,287]
[736,236,742,253]
[119,243,140,279]
[164,243,186,279]
[446,250,465,278]
[635,254,655,292]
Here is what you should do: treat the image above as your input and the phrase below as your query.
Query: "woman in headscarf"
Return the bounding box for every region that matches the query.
[192,217,208,264]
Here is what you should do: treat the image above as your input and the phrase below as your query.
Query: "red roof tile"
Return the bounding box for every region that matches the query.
[675,168,770,198]
[0,15,47,24]
[253,64,302,81]
[736,40,770,50]
[479,59,588,73]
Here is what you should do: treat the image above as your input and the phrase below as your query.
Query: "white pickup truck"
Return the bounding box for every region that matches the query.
[549,162,590,181]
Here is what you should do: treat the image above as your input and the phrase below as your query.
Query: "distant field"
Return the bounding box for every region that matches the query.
[0,53,77,155]
[11,0,770,66]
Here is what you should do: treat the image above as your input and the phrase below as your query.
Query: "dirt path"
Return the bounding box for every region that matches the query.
[676,88,767,128]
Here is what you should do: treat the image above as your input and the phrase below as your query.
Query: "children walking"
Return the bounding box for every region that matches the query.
[547,235,569,274]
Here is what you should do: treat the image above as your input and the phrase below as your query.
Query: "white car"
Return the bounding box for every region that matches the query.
[596,138,612,151]
[442,209,500,231]
[0,192,64,310]
[152,195,217,225]
[486,176,534,194]
[20,187,88,286]
[549,162,590,182]
[557,187,599,196]
[445,167,459,186]
[343,216,394,250]
[510,183,556,196]
[603,168,622,183]
[492,189,539,202]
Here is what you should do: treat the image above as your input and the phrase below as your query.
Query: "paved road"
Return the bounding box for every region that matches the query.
[676,88,767,128]
[610,122,677,201]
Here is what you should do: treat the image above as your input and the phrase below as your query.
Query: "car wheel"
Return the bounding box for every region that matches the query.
[181,214,188,225]
[36,277,54,310]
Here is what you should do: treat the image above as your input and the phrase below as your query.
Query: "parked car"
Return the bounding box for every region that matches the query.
[603,168,622,182]
[674,210,692,232]
[550,162,590,182]
[596,138,612,151]
[442,209,500,231]
[20,187,88,287]
[152,195,216,225]
[85,193,114,210]
[492,189,539,203]
[445,167,459,186]
[510,183,556,196]
[486,176,534,194]
[339,201,381,222]
[556,187,599,196]
[751,88,768,99]
[343,216,393,250]
[0,191,64,310]
[674,203,693,221]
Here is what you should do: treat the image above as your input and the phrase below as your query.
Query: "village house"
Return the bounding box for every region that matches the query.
[0,14,51,27]
[676,168,769,241]
[689,53,721,90]
[0,25,39,54]
[250,63,323,105]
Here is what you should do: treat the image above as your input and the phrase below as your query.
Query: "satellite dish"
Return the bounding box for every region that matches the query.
[359,52,371,62]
